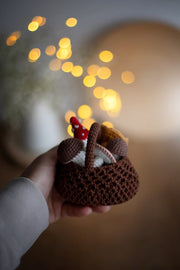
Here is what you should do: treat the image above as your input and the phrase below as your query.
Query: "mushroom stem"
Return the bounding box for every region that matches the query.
[72,150,86,167]
[94,143,116,164]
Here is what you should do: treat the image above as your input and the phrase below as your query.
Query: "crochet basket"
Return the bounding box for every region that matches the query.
[55,122,139,207]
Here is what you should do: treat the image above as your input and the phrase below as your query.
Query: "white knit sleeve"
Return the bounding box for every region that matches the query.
[0,177,49,270]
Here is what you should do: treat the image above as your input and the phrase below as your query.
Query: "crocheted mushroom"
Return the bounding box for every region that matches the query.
[94,143,116,166]
[106,138,128,161]
[55,121,139,207]
[70,117,118,167]
[57,138,84,164]
[70,117,89,147]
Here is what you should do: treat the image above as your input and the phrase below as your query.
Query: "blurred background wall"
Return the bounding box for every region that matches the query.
[0,0,180,269]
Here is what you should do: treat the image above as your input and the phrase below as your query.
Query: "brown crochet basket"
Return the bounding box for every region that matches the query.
[55,123,139,207]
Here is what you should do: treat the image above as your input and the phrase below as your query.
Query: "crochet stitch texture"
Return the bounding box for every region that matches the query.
[55,122,139,206]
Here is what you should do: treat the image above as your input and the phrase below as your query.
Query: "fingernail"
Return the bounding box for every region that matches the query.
[87,207,93,215]
[105,206,111,211]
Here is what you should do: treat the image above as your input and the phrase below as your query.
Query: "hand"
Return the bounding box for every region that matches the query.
[21,146,111,224]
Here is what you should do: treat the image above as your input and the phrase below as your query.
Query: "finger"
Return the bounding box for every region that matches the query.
[92,205,111,213]
[45,145,59,159]
[37,145,59,165]
[61,203,92,217]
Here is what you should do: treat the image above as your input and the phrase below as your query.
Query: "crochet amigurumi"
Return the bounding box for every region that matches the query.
[55,118,139,207]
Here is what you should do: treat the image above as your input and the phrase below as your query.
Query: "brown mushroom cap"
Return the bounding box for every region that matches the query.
[106,138,128,157]
[99,125,129,147]
[57,138,84,164]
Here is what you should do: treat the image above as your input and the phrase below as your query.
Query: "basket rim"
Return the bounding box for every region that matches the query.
[58,156,131,171]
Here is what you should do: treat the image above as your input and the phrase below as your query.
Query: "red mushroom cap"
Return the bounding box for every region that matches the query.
[70,117,89,141]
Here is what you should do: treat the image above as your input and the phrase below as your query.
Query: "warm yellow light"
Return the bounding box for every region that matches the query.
[6,31,21,46]
[78,105,92,119]
[102,89,117,111]
[93,86,106,99]
[103,95,116,111]
[99,50,113,63]
[104,89,117,97]
[107,94,122,115]
[87,65,99,76]
[6,36,17,46]
[11,31,21,39]
[64,49,72,59]
[65,17,78,27]
[83,75,96,87]
[39,17,46,26]
[45,45,56,56]
[32,16,43,25]
[62,61,73,72]
[102,121,114,128]
[99,99,106,111]
[28,21,39,32]
[71,65,83,77]
[28,48,41,62]
[82,118,95,129]
[67,124,74,137]
[97,67,111,80]
[56,48,70,59]
[65,111,76,123]
[49,59,61,71]
[102,89,122,112]
[59,37,71,48]
[121,70,135,84]
[32,16,46,26]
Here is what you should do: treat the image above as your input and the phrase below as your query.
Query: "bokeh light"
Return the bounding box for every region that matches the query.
[101,89,122,112]
[65,17,78,27]
[6,36,17,46]
[93,86,106,99]
[97,67,111,80]
[82,118,95,129]
[45,45,56,56]
[56,48,70,59]
[6,31,21,46]
[99,99,106,111]
[99,50,113,63]
[11,31,21,39]
[102,121,114,128]
[28,21,39,32]
[71,65,83,77]
[28,48,41,62]
[62,61,74,72]
[121,70,135,84]
[59,37,71,48]
[67,124,74,137]
[83,75,96,87]
[107,94,122,115]
[32,16,46,26]
[78,105,92,119]
[64,49,72,60]
[65,110,76,123]
[32,16,43,25]
[87,65,99,76]
[39,17,46,26]
[49,59,61,71]
[102,89,118,111]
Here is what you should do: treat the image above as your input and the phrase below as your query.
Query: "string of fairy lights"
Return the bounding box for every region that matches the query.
[5,15,135,136]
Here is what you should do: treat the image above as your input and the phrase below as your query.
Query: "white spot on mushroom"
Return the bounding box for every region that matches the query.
[74,125,79,128]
